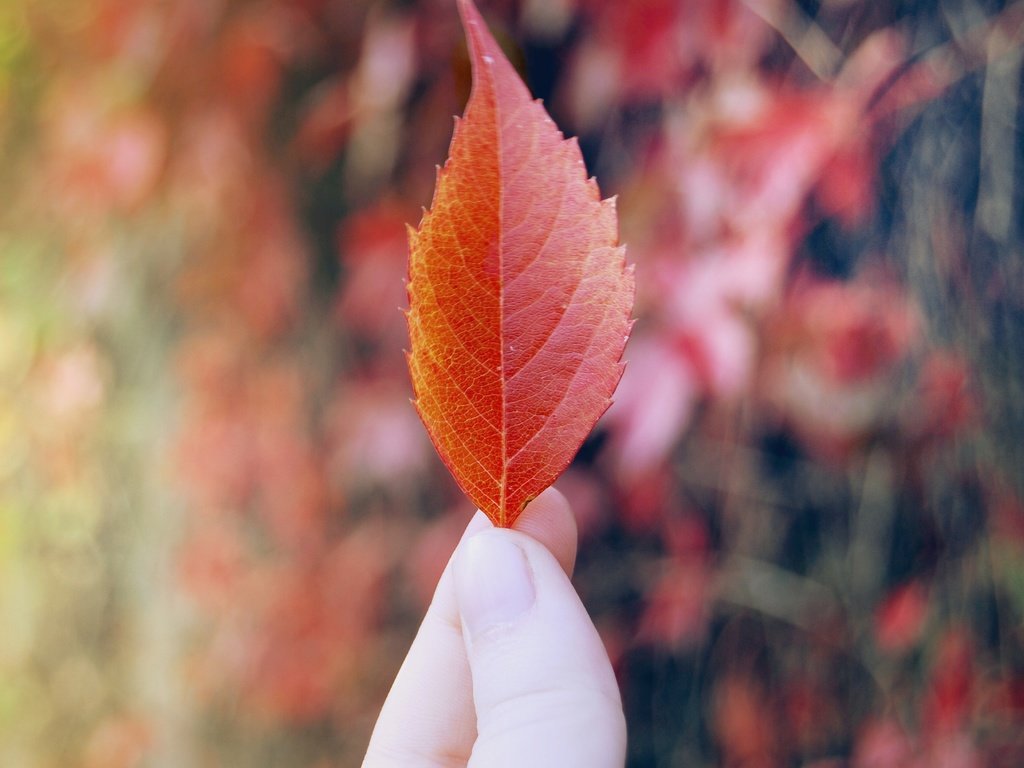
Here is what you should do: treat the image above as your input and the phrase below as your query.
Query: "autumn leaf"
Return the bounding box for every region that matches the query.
[406,0,634,528]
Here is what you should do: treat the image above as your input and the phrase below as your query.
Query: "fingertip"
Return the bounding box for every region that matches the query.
[455,533,536,640]
[511,486,578,576]
[457,520,626,768]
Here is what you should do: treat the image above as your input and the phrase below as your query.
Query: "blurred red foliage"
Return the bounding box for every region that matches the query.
[16,0,1023,764]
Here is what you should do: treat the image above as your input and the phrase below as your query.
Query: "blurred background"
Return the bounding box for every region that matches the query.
[1,0,1023,765]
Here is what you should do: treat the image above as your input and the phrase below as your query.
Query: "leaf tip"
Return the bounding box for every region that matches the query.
[457,0,486,42]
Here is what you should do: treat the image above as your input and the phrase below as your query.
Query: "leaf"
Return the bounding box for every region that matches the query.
[406,0,634,528]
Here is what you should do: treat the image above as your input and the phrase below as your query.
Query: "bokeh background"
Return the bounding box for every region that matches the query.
[2,0,1024,765]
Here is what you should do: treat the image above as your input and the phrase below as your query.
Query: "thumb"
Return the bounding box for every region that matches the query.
[453,524,626,767]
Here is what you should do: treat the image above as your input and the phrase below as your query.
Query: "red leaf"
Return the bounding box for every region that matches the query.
[875,580,930,652]
[406,0,634,527]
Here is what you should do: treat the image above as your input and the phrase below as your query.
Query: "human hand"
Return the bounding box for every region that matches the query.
[363,487,626,767]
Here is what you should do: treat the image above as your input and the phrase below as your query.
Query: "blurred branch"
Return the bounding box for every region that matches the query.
[846,448,895,605]
[717,554,840,631]
[747,0,1024,128]
[741,0,844,80]
[867,0,1024,115]
[976,19,1023,243]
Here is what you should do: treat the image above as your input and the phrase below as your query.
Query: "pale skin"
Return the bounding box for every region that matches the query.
[363,487,627,767]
